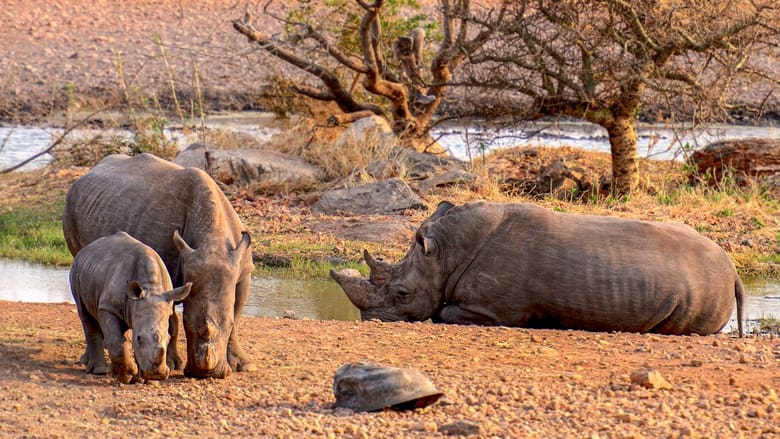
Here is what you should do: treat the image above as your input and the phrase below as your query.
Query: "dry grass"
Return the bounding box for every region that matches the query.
[269,116,402,181]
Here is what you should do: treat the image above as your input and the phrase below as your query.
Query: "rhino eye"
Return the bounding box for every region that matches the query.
[393,287,412,303]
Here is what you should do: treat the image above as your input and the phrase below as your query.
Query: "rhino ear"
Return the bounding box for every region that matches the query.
[165,282,192,303]
[127,281,145,300]
[173,230,195,256]
[429,201,455,221]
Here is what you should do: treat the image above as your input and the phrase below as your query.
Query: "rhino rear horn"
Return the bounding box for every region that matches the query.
[228,231,252,264]
[423,237,437,257]
[173,230,195,256]
[364,250,392,286]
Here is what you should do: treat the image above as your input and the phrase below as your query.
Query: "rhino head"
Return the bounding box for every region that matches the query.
[331,202,456,322]
[127,280,192,381]
[173,230,252,378]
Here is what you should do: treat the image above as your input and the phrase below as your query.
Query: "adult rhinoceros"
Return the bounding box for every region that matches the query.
[331,201,744,336]
[63,153,255,378]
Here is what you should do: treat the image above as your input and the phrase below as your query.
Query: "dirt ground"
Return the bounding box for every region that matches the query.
[1,301,779,438]
[2,2,780,438]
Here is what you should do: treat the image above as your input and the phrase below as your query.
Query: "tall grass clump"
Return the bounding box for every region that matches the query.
[271,117,403,181]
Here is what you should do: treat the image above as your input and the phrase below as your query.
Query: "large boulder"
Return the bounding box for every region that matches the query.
[690,138,780,183]
[174,143,322,187]
[312,178,425,215]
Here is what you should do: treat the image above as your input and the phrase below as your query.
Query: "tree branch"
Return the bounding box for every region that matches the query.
[1,112,101,174]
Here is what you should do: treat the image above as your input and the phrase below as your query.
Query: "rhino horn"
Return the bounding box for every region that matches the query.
[364,249,393,286]
[422,237,437,257]
[330,269,378,311]
[173,230,195,256]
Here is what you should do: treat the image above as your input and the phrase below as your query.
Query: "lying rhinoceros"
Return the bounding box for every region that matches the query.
[70,231,192,383]
[63,153,254,378]
[331,201,744,336]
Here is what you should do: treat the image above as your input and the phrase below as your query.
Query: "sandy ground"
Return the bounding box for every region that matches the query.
[1,301,778,438]
[2,2,780,438]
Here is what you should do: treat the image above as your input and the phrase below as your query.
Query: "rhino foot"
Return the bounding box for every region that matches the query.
[234,361,258,373]
[167,352,184,371]
[227,339,257,373]
[82,350,109,375]
[90,366,110,375]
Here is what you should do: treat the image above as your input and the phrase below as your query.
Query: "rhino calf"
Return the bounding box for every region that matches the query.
[332,201,745,336]
[70,231,192,383]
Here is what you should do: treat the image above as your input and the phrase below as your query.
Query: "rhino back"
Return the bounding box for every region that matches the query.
[64,153,246,282]
[436,202,737,334]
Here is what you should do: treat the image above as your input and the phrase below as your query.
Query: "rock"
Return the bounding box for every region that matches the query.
[312,178,425,215]
[174,143,322,187]
[439,420,481,436]
[333,115,395,153]
[690,138,780,194]
[630,369,673,390]
[415,169,476,193]
[402,148,467,180]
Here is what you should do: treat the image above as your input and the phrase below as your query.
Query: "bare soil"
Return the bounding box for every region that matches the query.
[2,2,780,438]
[1,301,779,438]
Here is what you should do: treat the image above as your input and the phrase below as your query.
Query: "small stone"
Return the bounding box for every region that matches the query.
[630,369,672,390]
[439,420,480,436]
[411,422,437,433]
[739,353,750,364]
[283,310,297,319]
[689,359,703,367]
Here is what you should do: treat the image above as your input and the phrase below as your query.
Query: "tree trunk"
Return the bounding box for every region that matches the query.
[604,116,639,195]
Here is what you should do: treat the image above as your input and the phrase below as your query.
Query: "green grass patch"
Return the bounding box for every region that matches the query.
[754,315,780,335]
[254,256,368,280]
[0,203,72,266]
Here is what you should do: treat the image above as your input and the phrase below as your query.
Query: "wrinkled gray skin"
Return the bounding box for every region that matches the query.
[63,153,255,378]
[332,201,744,336]
[70,231,192,384]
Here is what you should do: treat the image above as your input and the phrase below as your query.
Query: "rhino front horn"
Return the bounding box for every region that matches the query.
[330,269,376,311]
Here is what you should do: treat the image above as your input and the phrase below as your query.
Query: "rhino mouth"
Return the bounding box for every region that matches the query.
[141,366,170,381]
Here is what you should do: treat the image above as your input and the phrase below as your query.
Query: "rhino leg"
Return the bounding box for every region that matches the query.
[99,312,139,384]
[77,308,109,375]
[227,276,257,373]
[166,310,184,370]
[434,305,502,326]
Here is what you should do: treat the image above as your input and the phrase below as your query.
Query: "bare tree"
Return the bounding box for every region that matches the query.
[462,0,780,194]
[232,0,506,140]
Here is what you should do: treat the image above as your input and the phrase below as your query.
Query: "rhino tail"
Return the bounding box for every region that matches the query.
[735,277,745,338]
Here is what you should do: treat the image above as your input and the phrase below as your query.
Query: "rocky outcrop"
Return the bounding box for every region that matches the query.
[174,143,322,187]
[690,138,780,198]
[312,178,425,215]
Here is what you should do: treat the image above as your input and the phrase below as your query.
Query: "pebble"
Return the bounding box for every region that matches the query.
[439,420,480,436]
[630,369,673,390]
